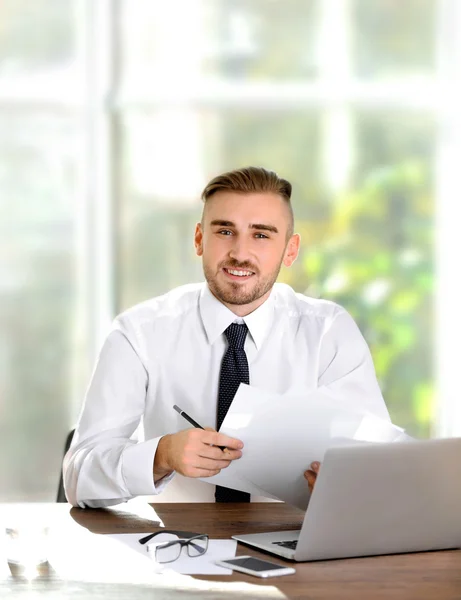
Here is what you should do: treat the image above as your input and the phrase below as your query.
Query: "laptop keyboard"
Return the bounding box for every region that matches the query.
[272,540,298,550]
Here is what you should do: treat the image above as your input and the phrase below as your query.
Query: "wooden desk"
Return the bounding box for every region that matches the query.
[1,502,461,599]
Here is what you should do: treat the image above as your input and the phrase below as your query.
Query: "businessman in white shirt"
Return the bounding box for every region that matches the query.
[64,166,390,508]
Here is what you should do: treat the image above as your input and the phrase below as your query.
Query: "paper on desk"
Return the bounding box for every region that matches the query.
[205,384,408,510]
[105,533,237,575]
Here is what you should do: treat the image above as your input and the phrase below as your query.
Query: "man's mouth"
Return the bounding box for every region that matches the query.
[223,267,255,280]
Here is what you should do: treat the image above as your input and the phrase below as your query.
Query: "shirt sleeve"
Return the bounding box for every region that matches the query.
[317,309,390,421]
[63,329,175,508]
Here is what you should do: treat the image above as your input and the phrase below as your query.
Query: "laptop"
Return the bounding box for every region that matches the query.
[232,437,461,561]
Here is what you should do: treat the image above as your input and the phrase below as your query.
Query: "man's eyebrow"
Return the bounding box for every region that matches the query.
[210,220,234,227]
[210,220,279,234]
[250,223,279,234]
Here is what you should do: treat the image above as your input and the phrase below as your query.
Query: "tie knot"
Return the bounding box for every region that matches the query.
[225,323,248,349]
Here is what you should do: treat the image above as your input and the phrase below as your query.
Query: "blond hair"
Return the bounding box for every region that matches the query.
[201,166,294,237]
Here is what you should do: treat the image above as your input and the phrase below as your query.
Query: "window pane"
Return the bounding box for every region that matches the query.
[120,0,321,86]
[203,0,321,80]
[324,111,435,438]
[117,110,205,308]
[0,0,77,76]
[352,0,438,78]
[0,111,84,501]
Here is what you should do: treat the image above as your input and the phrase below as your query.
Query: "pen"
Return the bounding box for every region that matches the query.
[173,404,226,451]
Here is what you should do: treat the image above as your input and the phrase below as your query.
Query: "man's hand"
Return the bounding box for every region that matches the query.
[304,461,320,493]
[154,428,243,479]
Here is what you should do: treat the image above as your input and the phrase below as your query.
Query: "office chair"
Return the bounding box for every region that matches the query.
[56,429,75,502]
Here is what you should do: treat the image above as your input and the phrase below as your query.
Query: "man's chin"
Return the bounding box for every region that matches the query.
[210,282,252,306]
[211,282,259,306]
[217,291,257,306]
[221,296,256,306]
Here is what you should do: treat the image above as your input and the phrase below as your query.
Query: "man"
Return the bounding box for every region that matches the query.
[64,166,389,508]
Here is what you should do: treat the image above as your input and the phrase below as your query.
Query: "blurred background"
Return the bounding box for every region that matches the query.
[1,0,460,501]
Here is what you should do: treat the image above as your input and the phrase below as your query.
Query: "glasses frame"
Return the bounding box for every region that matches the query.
[139,530,209,564]
[139,529,201,545]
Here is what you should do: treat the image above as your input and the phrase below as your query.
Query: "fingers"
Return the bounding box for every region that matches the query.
[180,449,233,477]
[187,429,243,459]
[191,456,233,471]
[164,428,244,478]
[304,462,320,493]
[199,429,242,468]
[304,470,316,493]
[201,429,244,451]
[199,444,242,461]
[188,468,221,478]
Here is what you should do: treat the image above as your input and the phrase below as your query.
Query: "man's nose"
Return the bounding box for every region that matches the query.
[228,238,251,262]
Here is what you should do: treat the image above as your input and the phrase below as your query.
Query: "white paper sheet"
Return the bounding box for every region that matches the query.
[203,384,408,509]
[106,533,237,575]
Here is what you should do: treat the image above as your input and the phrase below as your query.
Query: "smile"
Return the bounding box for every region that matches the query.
[223,268,255,279]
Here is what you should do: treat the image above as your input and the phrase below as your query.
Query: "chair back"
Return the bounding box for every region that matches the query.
[56,429,75,502]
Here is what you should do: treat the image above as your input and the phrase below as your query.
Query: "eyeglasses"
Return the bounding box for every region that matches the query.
[139,530,209,564]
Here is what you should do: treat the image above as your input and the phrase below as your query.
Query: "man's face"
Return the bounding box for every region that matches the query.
[195,191,300,315]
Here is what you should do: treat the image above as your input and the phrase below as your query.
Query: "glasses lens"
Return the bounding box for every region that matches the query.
[187,535,208,557]
[155,541,181,563]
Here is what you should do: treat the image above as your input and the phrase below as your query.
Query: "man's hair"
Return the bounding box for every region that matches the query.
[201,166,294,238]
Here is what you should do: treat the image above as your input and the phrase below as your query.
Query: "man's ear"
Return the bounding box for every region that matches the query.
[283,233,300,267]
[194,222,203,256]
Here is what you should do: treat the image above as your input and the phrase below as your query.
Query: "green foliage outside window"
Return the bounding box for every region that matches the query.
[281,159,433,438]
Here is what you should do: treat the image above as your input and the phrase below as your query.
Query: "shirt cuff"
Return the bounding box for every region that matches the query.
[121,437,175,496]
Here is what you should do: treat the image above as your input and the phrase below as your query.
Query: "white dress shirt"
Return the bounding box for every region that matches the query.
[64,282,390,508]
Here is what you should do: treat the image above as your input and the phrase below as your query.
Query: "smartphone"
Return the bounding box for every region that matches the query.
[215,556,296,578]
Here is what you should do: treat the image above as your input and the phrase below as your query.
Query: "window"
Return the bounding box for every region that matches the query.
[1,0,459,501]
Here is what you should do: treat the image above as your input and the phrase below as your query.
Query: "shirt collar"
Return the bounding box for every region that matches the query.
[199,283,275,350]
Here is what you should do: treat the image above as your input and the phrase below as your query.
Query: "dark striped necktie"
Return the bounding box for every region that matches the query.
[215,322,251,503]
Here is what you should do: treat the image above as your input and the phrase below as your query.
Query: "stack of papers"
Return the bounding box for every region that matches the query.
[203,384,410,509]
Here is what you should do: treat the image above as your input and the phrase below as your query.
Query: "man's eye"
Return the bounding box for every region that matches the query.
[255,233,269,239]
[218,230,233,235]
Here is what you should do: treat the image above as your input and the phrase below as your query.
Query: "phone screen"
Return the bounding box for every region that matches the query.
[223,557,287,572]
